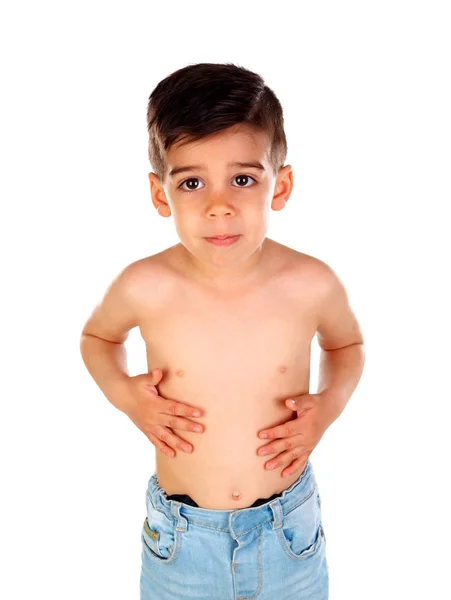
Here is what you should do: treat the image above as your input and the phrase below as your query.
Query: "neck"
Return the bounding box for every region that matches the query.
[179,238,269,290]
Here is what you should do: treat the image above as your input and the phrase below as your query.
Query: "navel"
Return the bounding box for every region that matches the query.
[278,365,287,374]
[231,490,242,501]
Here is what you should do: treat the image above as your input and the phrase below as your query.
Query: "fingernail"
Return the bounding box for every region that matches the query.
[193,411,201,417]
[260,433,268,439]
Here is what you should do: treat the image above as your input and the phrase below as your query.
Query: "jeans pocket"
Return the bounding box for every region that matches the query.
[275,488,324,561]
[141,495,180,563]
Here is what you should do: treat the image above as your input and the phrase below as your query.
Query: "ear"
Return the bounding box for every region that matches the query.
[148,172,171,217]
[271,165,293,212]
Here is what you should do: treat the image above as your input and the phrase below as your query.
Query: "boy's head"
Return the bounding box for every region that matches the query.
[146,63,293,277]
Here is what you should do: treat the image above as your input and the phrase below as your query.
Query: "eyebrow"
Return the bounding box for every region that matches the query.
[168,161,266,178]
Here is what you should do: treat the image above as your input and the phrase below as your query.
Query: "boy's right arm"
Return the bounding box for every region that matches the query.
[79,262,205,456]
[79,263,138,412]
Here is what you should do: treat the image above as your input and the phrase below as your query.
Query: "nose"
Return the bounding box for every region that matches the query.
[208,206,233,217]
[206,194,235,217]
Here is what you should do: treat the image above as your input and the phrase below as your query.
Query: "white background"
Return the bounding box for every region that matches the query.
[1,1,450,598]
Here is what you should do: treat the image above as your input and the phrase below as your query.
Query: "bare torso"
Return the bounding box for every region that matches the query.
[137,238,322,509]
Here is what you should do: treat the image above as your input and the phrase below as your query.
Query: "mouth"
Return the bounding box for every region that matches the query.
[204,234,241,246]
[205,234,239,240]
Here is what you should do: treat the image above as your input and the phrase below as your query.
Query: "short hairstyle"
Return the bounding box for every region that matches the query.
[146,62,288,183]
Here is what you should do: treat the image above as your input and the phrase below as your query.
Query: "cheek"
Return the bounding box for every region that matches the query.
[171,213,201,242]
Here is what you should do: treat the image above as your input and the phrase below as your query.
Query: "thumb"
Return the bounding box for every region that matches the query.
[285,397,298,410]
[144,368,163,389]
[285,393,317,411]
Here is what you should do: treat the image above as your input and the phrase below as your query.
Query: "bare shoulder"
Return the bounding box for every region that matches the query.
[284,246,352,308]
[80,246,178,342]
[283,249,365,349]
[273,242,364,345]
[271,240,335,288]
[294,250,342,292]
[122,245,181,306]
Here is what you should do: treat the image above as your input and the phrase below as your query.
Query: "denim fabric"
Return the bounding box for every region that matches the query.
[140,459,329,599]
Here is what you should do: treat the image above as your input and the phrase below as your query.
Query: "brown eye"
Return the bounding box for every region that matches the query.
[234,175,256,187]
[179,177,204,191]
[178,175,256,192]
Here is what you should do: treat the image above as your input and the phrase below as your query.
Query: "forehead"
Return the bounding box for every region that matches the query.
[167,125,270,169]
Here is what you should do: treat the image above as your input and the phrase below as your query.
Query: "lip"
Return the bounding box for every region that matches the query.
[204,234,241,247]
[206,234,237,239]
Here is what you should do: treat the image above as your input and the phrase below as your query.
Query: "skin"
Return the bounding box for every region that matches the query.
[141,123,358,509]
[82,123,364,510]
[148,123,293,291]
[135,240,323,509]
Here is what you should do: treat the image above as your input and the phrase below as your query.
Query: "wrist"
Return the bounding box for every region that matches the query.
[317,390,343,424]
[104,375,132,412]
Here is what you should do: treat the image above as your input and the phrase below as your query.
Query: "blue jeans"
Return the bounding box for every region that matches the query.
[140,459,329,599]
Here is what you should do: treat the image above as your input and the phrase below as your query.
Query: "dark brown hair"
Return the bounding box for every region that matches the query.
[146,62,288,183]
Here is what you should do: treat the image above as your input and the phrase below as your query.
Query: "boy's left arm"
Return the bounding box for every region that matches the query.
[256,263,365,476]
[314,262,365,424]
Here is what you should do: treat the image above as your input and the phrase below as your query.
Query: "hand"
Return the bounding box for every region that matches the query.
[119,368,204,457]
[256,393,330,478]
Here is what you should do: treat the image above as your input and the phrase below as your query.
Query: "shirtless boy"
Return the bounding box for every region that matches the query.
[80,62,365,599]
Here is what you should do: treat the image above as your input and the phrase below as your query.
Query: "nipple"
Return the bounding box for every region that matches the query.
[231,490,242,501]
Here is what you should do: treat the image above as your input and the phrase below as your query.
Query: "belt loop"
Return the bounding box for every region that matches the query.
[170,500,188,532]
[269,498,283,530]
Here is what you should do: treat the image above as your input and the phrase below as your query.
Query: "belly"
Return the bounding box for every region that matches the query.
[152,377,310,509]
[141,297,315,509]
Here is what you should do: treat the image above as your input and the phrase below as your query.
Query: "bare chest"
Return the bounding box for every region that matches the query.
[134,252,321,505]
[138,280,318,407]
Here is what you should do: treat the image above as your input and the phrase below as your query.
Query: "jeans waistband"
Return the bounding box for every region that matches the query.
[145,459,316,537]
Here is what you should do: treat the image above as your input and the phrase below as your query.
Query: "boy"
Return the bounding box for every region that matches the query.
[80,62,365,599]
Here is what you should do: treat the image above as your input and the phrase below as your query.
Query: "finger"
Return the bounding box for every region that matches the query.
[258,433,306,458]
[258,420,302,440]
[264,444,307,471]
[158,398,204,433]
[281,456,309,478]
[146,431,176,457]
[163,398,203,419]
[257,444,276,456]
[162,412,204,434]
[152,425,194,454]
